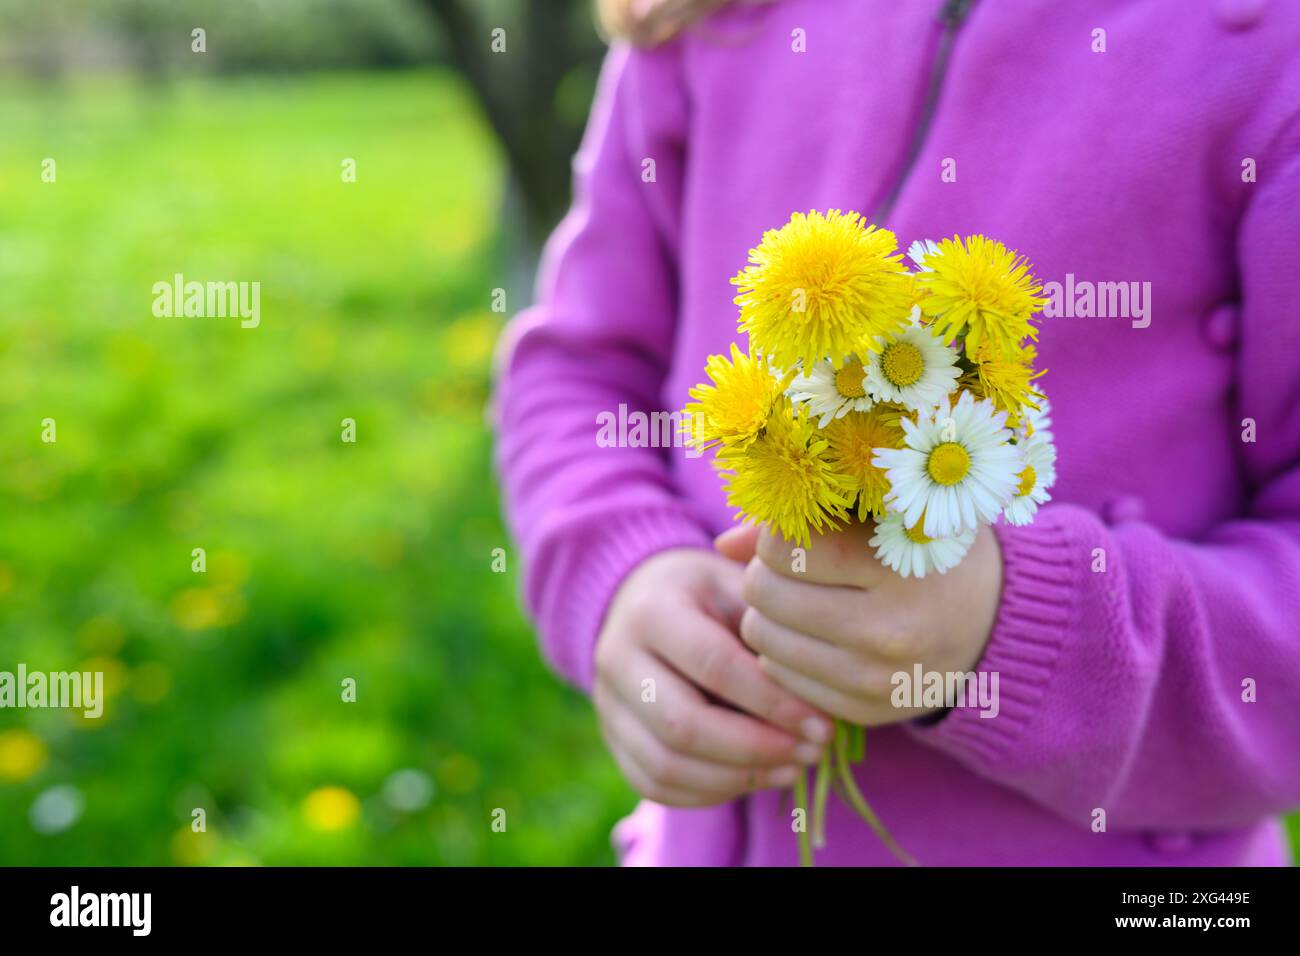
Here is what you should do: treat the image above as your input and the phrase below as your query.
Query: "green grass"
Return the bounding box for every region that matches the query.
[0,69,632,865]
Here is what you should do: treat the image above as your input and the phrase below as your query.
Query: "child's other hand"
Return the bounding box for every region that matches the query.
[594,548,834,807]
[716,522,1002,726]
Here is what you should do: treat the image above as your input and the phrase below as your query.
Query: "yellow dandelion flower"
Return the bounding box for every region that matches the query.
[731,210,913,370]
[683,343,789,451]
[904,272,925,310]
[961,342,1046,427]
[916,235,1047,359]
[824,406,905,520]
[718,399,854,548]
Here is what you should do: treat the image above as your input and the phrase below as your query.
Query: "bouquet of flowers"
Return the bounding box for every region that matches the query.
[683,210,1057,865]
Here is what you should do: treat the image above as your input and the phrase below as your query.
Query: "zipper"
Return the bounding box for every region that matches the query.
[871,0,976,223]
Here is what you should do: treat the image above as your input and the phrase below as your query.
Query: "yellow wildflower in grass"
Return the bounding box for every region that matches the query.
[302,785,362,832]
[731,210,912,371]
[171,826,218,866]
[916,234,1047,359]
[962,342,1045,427]
[823,406,905,520]
[0,729,47,782]
[683,343,790,451]
[718,398,854,548]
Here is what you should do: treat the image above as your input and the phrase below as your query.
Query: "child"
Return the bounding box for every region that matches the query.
[494,0,1300,864]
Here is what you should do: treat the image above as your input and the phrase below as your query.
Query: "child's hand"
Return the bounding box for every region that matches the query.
[716,522,1003,726]
[594,548,834,807]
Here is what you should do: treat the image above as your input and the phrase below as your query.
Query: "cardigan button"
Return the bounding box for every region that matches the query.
[1145,831,1194,854]
[1103,496,1145,524]
[1217,0,1266,30]
[1203,305,1239,351]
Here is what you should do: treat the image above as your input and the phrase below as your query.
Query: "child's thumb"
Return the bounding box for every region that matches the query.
[713,523,760,563]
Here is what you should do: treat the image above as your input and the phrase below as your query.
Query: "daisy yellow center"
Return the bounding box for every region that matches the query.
[881,342,925,388]
[1016,464,1037,496]
[927,442,971,486]
[903,522,932,545]
[834,360,867,399]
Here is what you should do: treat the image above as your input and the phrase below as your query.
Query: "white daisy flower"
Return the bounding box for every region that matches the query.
[1003,432,1058,525]
[907,238,941,271]
[873,391,1021,538]
[864,311,961,411]
[869,510,976,579]
[787,355,873,427]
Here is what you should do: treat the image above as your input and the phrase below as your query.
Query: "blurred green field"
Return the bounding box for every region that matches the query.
[0,69,634,865]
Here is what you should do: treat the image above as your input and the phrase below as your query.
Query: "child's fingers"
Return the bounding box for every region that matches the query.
[739,608,880,699]
[713,523,760,563]
[602,742,716,808]
[758,656,897,727]
[754,521,880,588]
[741,557,871,649]
[654,608,833,744]
[600,694,801,804]
[610,650,823,769]
[595,681,702,806]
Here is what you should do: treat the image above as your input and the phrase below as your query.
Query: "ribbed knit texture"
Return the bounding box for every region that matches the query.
[494,0,1300,865]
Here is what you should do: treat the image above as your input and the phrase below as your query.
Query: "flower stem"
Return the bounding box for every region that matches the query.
[834,725,918,867]
[793,772,814,867]
[812,742,832,849]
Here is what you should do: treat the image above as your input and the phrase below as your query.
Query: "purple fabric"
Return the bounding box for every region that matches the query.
[494,0,1300,865]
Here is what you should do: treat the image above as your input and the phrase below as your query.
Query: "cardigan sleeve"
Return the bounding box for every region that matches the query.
[492,42,711,692]
[905,132,1300,830]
